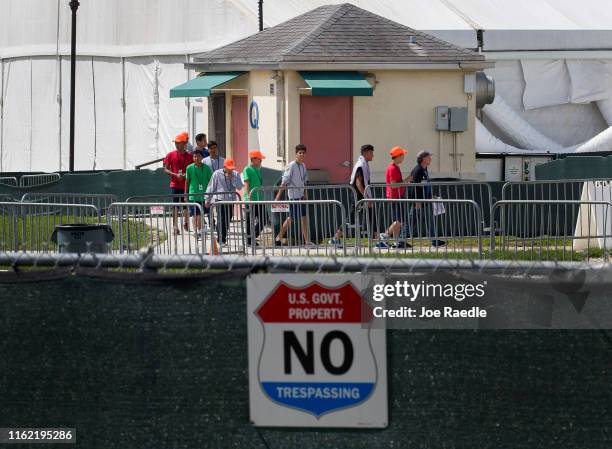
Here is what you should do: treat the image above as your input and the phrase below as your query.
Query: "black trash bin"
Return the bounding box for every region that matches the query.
[51,224,114,254]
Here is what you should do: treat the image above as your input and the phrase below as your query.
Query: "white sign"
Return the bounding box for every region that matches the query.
[574,180,612,250]
[149,206,165,215]
[247,274,387,428]
[271,203,290,213]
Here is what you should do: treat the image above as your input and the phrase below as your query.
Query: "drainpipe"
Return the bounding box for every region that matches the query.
[273,70,285,163]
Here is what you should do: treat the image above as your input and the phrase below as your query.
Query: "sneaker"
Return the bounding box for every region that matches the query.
[379,233,389,240]
[195,231,201,240]
[274,239,282,246]
[392,241,412,249]
[432,239,446,247]
[304,241,317,247]
[375,241,388,249]
[327,238,342,247]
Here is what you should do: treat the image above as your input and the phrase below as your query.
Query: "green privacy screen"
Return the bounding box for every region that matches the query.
[0,268,611,448]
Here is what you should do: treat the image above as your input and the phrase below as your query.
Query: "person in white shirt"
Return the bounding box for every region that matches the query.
[205,158,243,245]
[329,144,377,246]
[274,144,314,246]
[203,141,225,173]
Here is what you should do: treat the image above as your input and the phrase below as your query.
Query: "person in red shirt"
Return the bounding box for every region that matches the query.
[380,146,412,248]
[163,132,192,234]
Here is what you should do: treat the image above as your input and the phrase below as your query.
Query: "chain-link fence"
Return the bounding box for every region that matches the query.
[0,252,611,448]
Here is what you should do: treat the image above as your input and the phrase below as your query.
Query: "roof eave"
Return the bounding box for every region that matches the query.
[185,60,493,72]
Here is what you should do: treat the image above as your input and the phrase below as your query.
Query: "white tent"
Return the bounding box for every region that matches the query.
[1,0,611,171]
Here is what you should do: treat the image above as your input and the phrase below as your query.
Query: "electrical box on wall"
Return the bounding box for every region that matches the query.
[449,107,468,131]
[435,106,449,131]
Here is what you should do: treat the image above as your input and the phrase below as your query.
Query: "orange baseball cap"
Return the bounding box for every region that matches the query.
[390,146,407,158]
[224,159,236,170]
[248,150,266,160]
[174,132,189,143]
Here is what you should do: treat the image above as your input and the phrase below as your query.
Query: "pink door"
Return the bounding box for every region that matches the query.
[300,96,353,183]
[231,96,249,172]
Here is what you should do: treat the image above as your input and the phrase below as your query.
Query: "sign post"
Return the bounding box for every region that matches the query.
[247,274,387,428]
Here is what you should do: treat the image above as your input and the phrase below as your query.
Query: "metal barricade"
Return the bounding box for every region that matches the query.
[250,184,358,242]
[107,202,207,255]
[491,200,612,261]
[0,176,17,187]
[355,198,484,258]
[0,194,15,202]
[19,173,61,187]
[501,178,612,202]
[0,202,99,252]
[21,193,117,219]
[366,181,494,232]
[125,192,242,203]
[209,200,347,257]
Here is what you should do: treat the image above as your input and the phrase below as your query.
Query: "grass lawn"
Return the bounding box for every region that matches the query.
[0,214,166,252]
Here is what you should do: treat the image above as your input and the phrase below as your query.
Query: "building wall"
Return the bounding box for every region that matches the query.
[284,71,308,167]
[353,70,477,181]
[212,69,478,178]
[246,71,279,167]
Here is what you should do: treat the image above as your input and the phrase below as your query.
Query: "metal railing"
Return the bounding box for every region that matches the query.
[355,198,484,258]
[501,178,612,202]
[209,199,347,257]
[251,184,358,238]
[491,200,612,261]
[19,173,61,187]
[0,176,18,187]
[21,193,117,218]
[0,194,16,203]
[106,202,207,255]
[0,202,99,252]
[366,181,494,231]
[4,188,612,262]
[125,192,241,203]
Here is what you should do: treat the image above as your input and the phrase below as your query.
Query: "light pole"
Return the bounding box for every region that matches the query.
[69,0,80,172]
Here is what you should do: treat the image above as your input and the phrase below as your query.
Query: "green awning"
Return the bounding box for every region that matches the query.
[169,72,245,98]
[299,71,373,96]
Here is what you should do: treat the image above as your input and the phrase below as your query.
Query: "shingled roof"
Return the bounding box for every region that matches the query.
[191,3,485,69]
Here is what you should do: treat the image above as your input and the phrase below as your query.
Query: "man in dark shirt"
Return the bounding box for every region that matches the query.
[409,151,445,247]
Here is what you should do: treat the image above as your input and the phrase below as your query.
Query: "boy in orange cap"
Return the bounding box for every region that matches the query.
[205,158,244,247]
[379,146,412,249]
[243,150,267,246]
[163,132,191,234]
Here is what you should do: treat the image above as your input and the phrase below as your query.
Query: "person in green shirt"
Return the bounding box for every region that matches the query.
[185,149,213,239]
[242,150,267,246]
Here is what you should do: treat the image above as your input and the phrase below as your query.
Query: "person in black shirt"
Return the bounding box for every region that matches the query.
[409,151,445,247]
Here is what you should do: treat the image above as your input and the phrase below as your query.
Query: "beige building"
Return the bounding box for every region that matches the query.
[171,3,492,182]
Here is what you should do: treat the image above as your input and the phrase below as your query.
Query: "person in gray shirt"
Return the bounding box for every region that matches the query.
[203,141,225,173]
[274,144,314,246]
[205,158,243,245]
